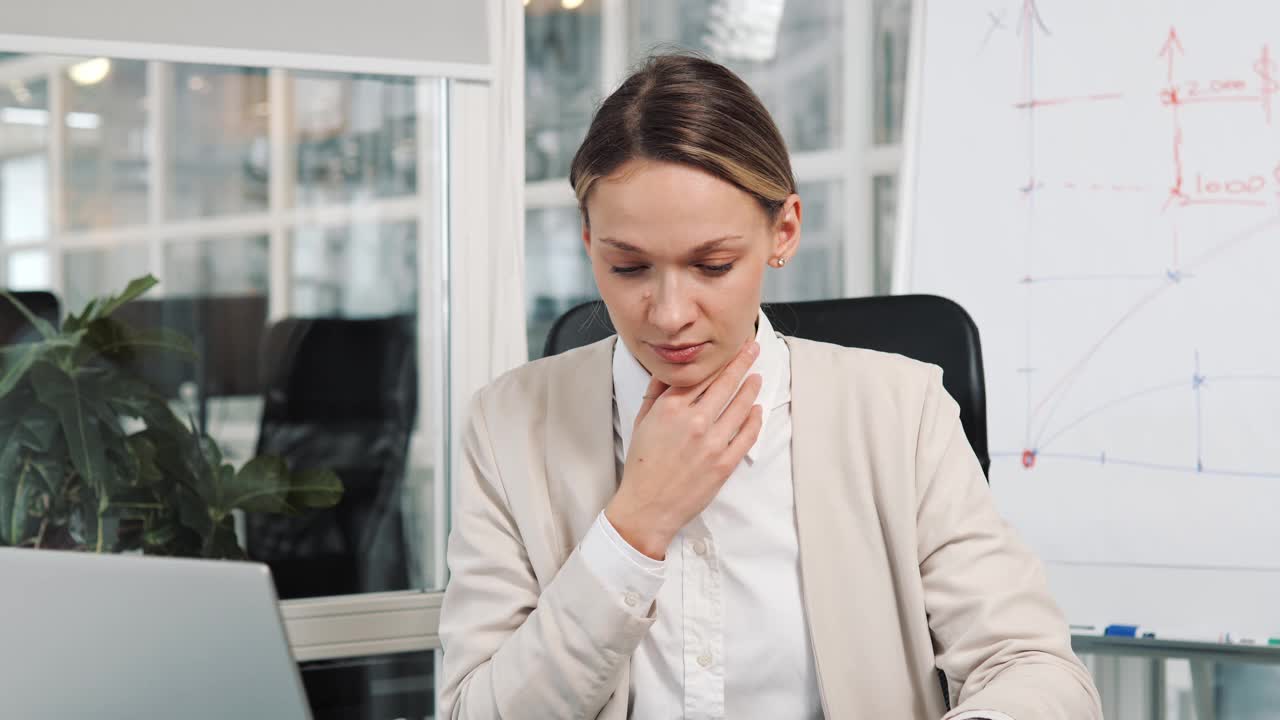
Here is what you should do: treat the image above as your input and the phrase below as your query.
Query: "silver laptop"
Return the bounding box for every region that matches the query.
[0,547,312,719]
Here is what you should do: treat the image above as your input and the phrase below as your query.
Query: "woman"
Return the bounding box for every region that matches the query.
[439,54,1102,719]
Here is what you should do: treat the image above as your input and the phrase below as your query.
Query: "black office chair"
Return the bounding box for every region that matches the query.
[0,291,60,345]
[545,295,988,711]
[542,296,989,478]
[246,315,418,599]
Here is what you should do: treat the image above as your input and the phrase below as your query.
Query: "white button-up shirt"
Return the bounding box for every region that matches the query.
[579,311,1009,720]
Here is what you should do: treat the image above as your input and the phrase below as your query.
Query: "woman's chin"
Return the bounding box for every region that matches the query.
[649,357,720,389]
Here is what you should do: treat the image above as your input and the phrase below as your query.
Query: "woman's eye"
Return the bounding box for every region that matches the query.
[699,263,734,276]
[610,265,646,275]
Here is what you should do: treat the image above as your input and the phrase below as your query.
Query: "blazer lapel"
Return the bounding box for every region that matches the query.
[787,336,872,719]
[543,336,633,720]
[543,335,621,561]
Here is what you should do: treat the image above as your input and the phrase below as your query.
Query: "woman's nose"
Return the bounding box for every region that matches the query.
[647,274,697,336]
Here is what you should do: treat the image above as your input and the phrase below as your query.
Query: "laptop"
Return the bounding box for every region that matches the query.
[0,547,312,719]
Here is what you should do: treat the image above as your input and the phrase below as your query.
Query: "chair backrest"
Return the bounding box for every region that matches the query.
[543,296,990,478]
[248,315,418,598]
[113,294,269,399]
[0,291,60,345]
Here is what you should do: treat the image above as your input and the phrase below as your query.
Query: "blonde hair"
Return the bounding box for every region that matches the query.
[569,53,797,225]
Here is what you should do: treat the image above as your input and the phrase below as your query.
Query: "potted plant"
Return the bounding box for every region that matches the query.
[0,276,342,559]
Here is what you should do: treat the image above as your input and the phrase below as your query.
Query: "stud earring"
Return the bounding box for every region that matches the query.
[773,256,787,267]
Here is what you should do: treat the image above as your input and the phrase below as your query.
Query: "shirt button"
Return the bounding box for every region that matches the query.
[692,539,707,556]
[697,653,713,668]
[624,591,640,607]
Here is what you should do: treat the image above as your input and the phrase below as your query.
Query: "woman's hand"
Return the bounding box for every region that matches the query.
[604,340,764,559]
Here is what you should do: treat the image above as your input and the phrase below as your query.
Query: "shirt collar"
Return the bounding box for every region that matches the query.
[613,309,789,464]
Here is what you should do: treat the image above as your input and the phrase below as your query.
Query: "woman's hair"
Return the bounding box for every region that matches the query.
[569,53,796,225]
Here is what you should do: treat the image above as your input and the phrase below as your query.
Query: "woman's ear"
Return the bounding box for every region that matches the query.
[771,194,802,265]
[580,219,592,255]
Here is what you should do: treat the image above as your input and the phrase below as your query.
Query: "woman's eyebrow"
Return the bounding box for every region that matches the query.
[597,235,745,254]
[688,235,744,253]
[597,237,646,253]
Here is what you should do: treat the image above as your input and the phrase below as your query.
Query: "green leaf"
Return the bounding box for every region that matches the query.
[0,422,22,545]
[29,362,109,498]
[109,326,195,359]
[223,455,290,514]
[80,490,104,552]
[16,407,60,454]
[93,275,158,321]
[81,317,196,370]
[201,520,246,560]
[103,487,163,515]
[28,456,65,496]
[81,316,134,364]
[191,437,223,506]
[125,434,163,487]
[103,442,139,498]
[2,458,37,546]
[286,468,344,511]
[0,290,57,341]
[90,398,127,442]
[173,483,212,537]
[62,304,91,334]
[143,523,178,548]
[0,415,25,483]
[0,342,42,399]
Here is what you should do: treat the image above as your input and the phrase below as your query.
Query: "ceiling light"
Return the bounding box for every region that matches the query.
[561,0,585,9]
[68,58,111,86]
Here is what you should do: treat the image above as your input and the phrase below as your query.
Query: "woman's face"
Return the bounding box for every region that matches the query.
[582,159,801,387]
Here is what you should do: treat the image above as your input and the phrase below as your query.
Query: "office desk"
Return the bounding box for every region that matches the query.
[1073,634,1280,719]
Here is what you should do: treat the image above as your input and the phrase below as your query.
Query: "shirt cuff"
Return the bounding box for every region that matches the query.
[578,511,666,617]
[948,711,1015,720]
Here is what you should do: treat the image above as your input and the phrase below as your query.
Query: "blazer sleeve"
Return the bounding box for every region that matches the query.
[438,391,656,720]
[912,366,1103,720]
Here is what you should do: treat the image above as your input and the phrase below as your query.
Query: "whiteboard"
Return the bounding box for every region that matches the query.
[898,0,1280,638]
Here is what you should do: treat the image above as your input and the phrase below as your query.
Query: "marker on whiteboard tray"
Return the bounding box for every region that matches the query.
[1101,625,1200,641]
[1104,626,1228,643]
[1069,624,1105,636]
[1222,633,1276,646]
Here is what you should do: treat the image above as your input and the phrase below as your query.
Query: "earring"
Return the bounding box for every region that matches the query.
[773,256,787,267]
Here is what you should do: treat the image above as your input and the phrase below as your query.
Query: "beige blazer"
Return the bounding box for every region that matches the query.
[439,336,1102,720]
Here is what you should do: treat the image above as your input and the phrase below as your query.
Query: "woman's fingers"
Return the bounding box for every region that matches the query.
[722,404,764,466]
[689,340,759,410]
[713,373,762,443]
[634,375,670,428]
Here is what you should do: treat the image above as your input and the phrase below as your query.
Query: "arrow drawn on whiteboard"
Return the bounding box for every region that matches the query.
[1158,26,1184,84]
[1016,0,1051,38]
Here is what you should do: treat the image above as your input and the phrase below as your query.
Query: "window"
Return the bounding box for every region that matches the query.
[0,55,448,600]
[523,0,862,357]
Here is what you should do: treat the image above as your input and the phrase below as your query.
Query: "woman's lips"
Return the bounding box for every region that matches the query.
[649,342,707,364]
